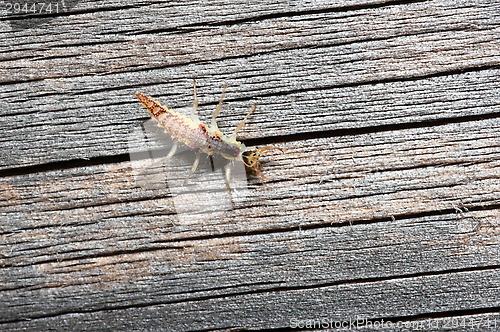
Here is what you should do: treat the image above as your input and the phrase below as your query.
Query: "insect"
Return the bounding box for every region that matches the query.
[135,81,282,186]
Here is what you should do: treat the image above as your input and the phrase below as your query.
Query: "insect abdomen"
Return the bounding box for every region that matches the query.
[136,92,202,149]
[136,91,243,160]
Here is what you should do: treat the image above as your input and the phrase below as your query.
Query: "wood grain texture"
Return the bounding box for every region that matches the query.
[1,0,500,330]
[2,117,500,329]
[2,117,499,237]
[1,0,499,168]
[1,211,500,329]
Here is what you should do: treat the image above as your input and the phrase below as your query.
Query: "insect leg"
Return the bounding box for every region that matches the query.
[231,103,256,139]
[183,152,201,185]
[143,141,178,169]
[166,141,178,159]
[211,84,227,131]
[191,80,200,122]
[224,162,233,201]
[224,162,232,185]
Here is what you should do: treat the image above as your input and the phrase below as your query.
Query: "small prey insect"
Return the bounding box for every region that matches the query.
[135,81,282,187]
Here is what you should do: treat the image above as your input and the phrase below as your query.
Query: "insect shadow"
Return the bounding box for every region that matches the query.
[127,108,249,224]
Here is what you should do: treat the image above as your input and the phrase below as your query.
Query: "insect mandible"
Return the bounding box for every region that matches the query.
[135,81,282,185]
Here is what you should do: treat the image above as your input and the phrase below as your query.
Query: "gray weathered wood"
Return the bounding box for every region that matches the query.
[0,0,499,168]
[2,210,500,329]
[2,1,496,83]
[2,117,500,328]
[2,117,499,238]
[1,0,500,330]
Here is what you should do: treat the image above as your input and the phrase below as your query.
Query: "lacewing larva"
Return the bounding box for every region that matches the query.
[135,81,282,184]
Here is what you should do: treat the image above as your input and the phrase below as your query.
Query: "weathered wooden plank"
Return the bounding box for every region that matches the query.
[1,0,398,40]
[355,313,500,332]
[1,68,499,170]
[1,0,499,168]
[4,307,500,332]
[2,269,500,331]
[1,209,499,328]
[1,0,500,329]
[1,117,499,258]
[2,0,496,83]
